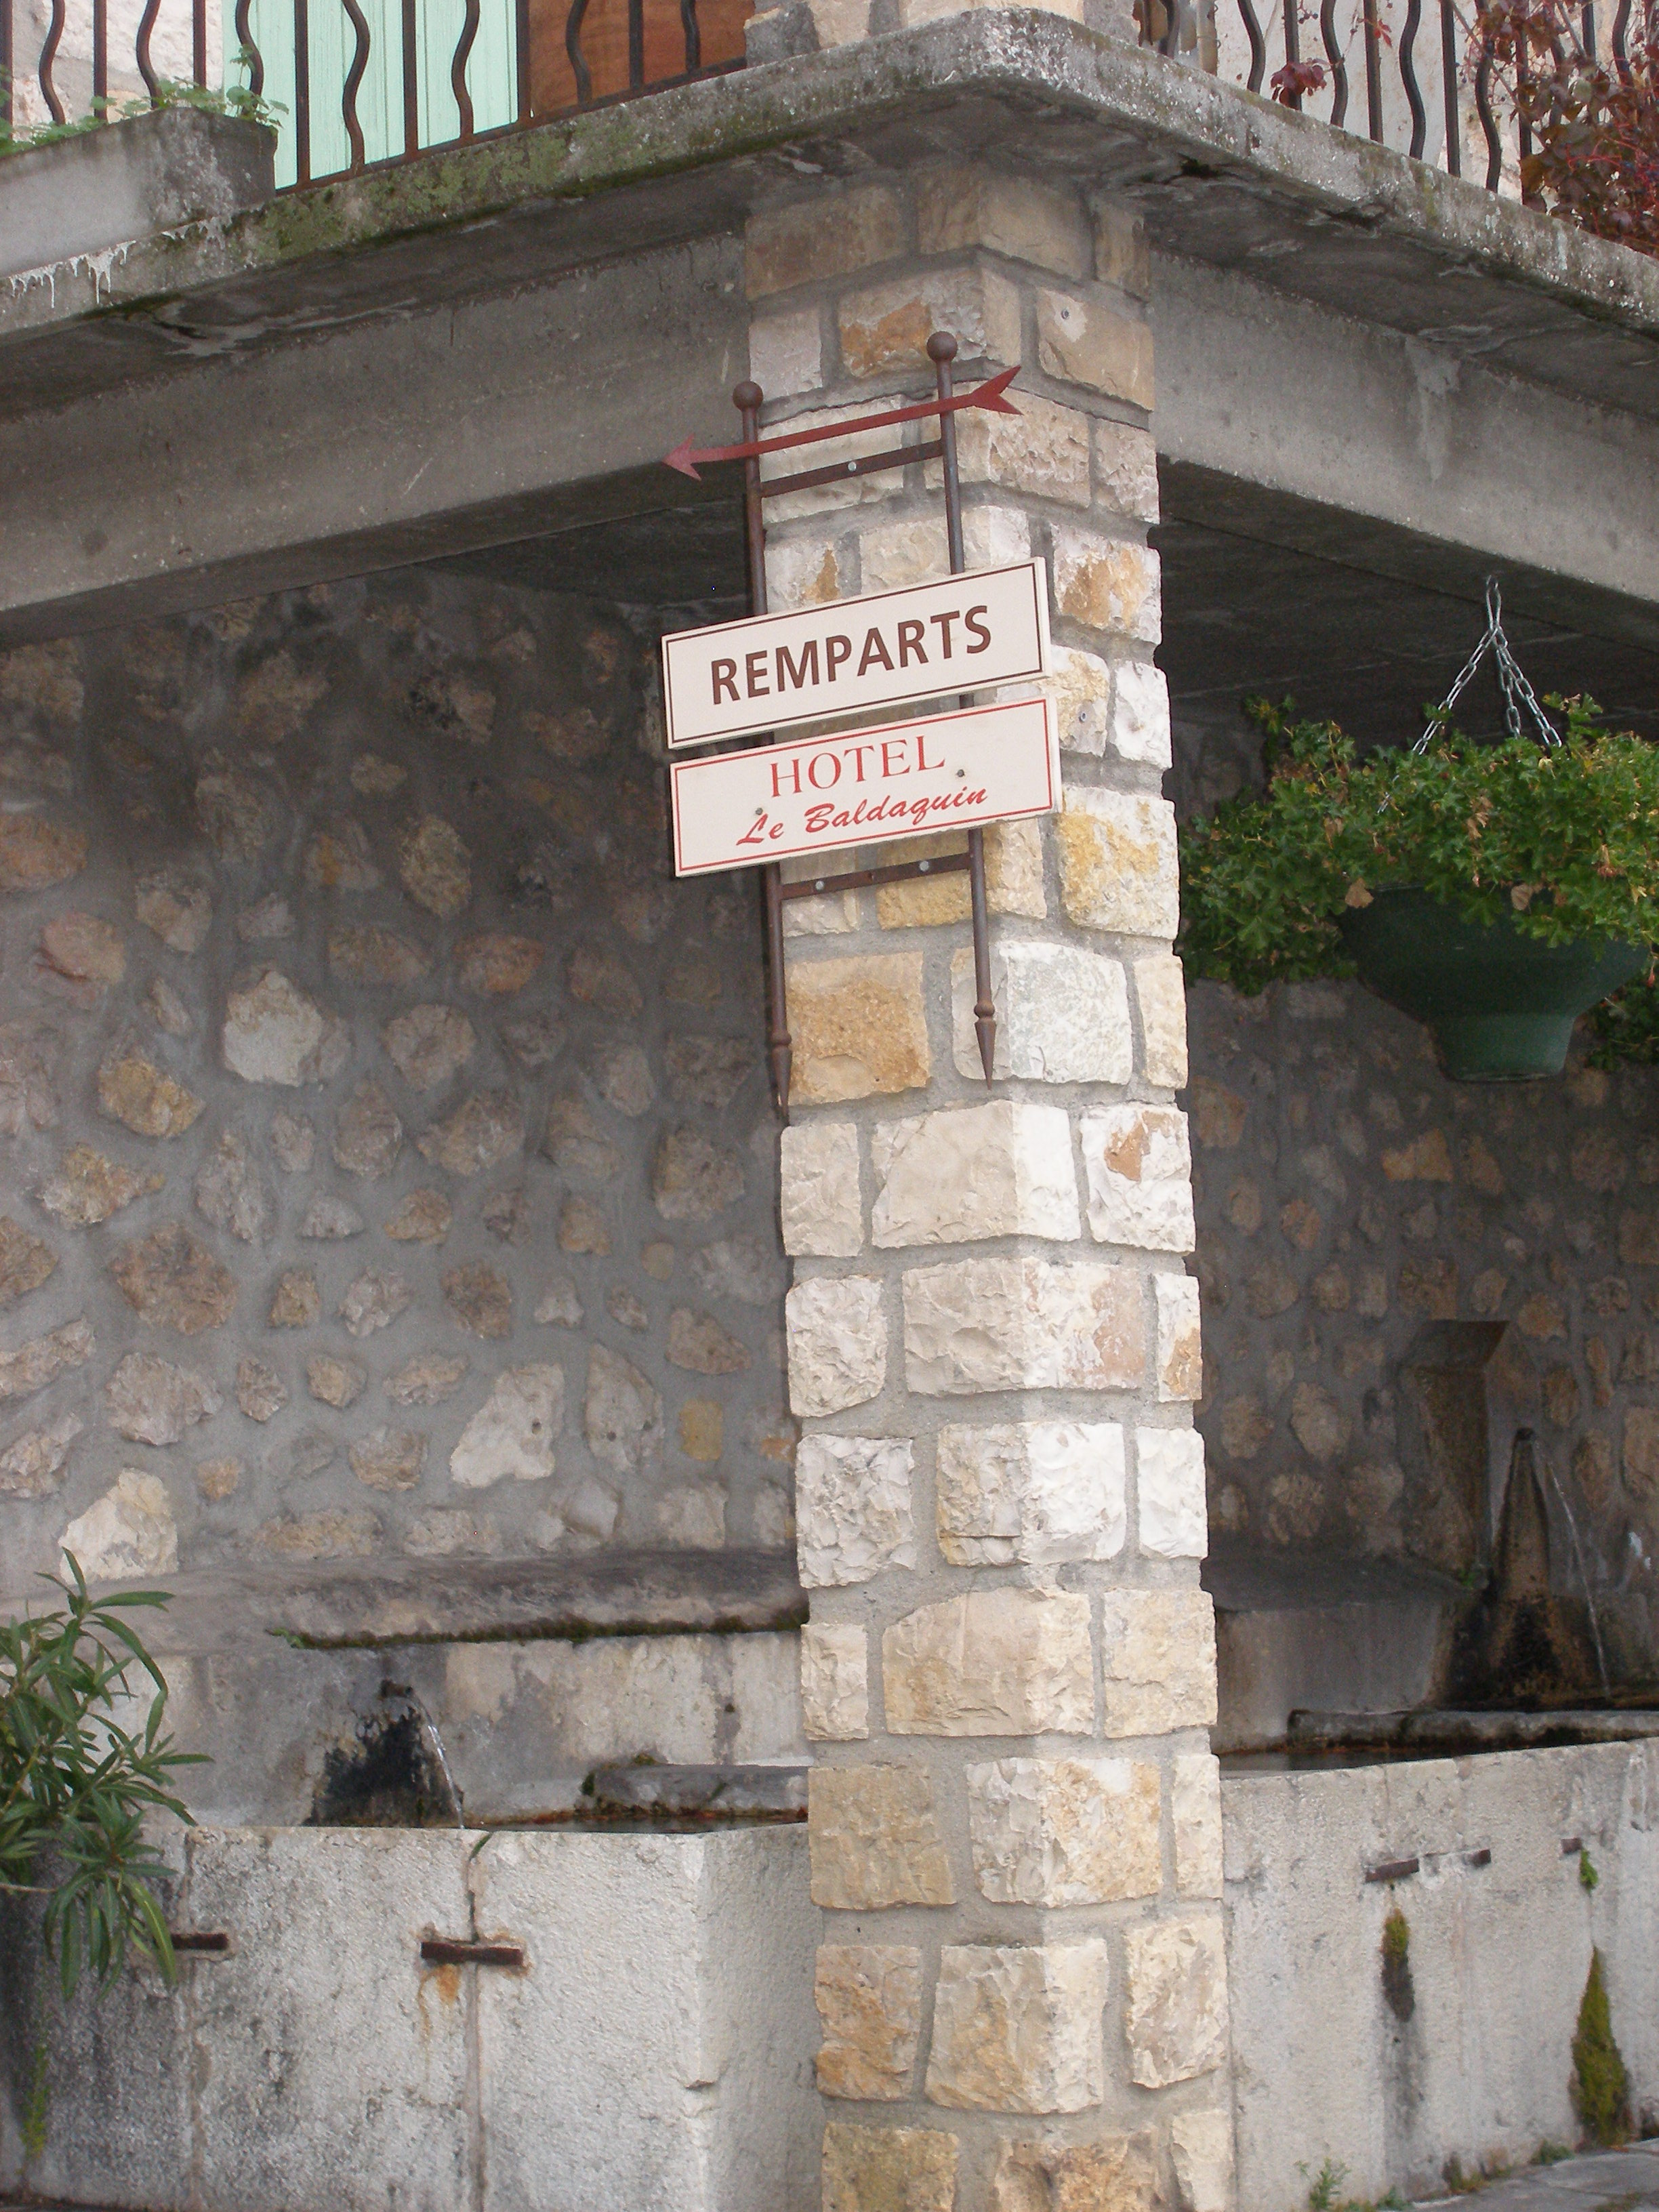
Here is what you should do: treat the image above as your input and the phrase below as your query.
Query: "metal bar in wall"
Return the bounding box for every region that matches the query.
[293,0,312,183]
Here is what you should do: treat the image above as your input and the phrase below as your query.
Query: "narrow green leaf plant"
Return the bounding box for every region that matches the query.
[1,1554,201,1999]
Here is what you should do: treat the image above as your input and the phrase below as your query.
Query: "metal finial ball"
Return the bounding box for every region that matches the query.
[926,331,958,363]
[733,380,764,409]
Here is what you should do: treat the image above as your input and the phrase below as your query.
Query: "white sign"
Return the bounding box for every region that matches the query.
[669,696,1059,878]
[660,560,1050,750]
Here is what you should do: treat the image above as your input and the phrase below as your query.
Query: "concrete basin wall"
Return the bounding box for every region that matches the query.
[1223,1740,1659,2209]
[0,1824,823,2212]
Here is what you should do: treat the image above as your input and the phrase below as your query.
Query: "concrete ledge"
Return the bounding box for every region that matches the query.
[0,107,275,283]
[0,1825,821,2212]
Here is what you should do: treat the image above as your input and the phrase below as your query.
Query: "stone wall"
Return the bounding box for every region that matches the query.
[0,568,796,1628]
[1187,971,1659,1677]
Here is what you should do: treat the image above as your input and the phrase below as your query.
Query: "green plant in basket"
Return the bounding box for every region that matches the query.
[1,1555,199,1999]
[1179,694,1659,1078]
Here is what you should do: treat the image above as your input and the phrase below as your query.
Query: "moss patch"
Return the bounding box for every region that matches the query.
[1572,1947,1630,2147]
[1381,1906,1415,2022]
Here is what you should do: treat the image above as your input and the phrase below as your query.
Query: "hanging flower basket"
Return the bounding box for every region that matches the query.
[1337,888,1647,1080]
[1177,582,1659,1078]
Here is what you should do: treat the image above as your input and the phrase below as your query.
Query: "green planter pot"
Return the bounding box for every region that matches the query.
[1337,888,1649,1080]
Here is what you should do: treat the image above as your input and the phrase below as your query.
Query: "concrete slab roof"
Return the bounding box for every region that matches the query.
[2,9,1656,424]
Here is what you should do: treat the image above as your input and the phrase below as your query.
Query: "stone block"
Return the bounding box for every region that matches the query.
[1036,289,1154,408]
[990,2133,1162,2212]
[872,1102,1080,1248]
[1170,2110,1235,2212]
[1058,789,1179,939]
[884,1589,1093,1735]
[787,1274,887,1416]
[951,941,1132,1085]
[838,263,1019,382]
[781,1120,864,1258]
[802,1621,870,1740]
[926,1942,1107,2113]
[815,1945,923,2100]
[1122,1917,1229,2089]
[1172,1753,1223,1899]
[822,2125,958,2212]
[1012,643,1111,757]
[747,184,907,297]
[1112,658,1172,766]
[1136,1427,1207,1559]
[872,819,1046,928]
[916,166,1089,278]
[1154,1272,1202,1403]
[768,531,849,611]
[1081,1104,1195,1253]
[1093,422,1162,528]
[903,1257,1146,1395]
[797,1433,916,1586]
[1099,1590,1218,1737]
[787,952,930,1103]
[750,306,823,398]
[966,1756,1161,1905]
[857,502,1031,593]
[1050,525,1160,644]
[808,1765,956,1908]
[935,1420,1125,1565]
[950,393,1092,508]
[1094,201,1151,298]
[1134,955,1187,1091]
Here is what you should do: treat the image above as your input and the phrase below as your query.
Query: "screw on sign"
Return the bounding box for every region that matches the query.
[659,334,1049,1111]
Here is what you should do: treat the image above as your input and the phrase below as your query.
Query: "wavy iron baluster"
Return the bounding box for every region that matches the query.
[680,0,701,70]
[1362,0,1383,136]
[1281,0,1302,102]
[234,0,265,94]
[38,0,66,121]
[135,0,162,102]
[1237,0,1267,89]
[1475,18,1502,186]
[1400,0,1427,152]
[565,0,592,102]
[1320,0,1349,124]
[1439,0,1460,169]
[1610,0,1630,77]
[340,0,370,167]
[451,0,480,135]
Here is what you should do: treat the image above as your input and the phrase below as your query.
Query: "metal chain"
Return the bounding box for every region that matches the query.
[1413,575,1562,752]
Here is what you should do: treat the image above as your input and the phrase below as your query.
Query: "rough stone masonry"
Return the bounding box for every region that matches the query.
[747,161,1233,2212]
[0,571,797,1620]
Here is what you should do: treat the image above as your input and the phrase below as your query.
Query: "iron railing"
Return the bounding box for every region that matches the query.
[0,0,748,189]
[1143,0,1651,193]
[0,0,1648,202]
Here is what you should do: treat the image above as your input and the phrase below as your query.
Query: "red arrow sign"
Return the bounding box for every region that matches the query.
[663,364,1021,479]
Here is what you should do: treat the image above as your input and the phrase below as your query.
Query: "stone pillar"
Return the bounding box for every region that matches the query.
[745,165,1235,2212]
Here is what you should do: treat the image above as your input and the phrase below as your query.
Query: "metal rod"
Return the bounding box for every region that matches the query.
[515,0,531,116]
[420,1939,525,1968]
[342,0,371,169]
[1400,0,1427,154]
[1281,0,1302,105]
[402,0,419,154]
[930,329,996,1088]
[451,0,479,137]
[38,0,65,121]
[234,0,264,98]
[735,376,792,1120]
[169,1931,231,1954]
[1237,0,1267,90]
[92,0,107,110]
[1475,20,1502,185]
[193,0,207,85]
[1,0,12,136]
[1362,0,1384,138]
[293,0,312,184]
[135,0,161,100]
[565,0,592,103]
[1440,0,1460,171]
[779,852,972,902]
[680,0,700,70]
[760,438,943,503]
[628,0,644,89]
[1320,0,1349,127]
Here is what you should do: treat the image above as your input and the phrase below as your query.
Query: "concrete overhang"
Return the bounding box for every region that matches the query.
[3,11,1656,415]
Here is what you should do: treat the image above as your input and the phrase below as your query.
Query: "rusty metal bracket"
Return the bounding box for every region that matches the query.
[419,1938,526,1969]
[743,331,1004,1120]
[169,1931,232,1955]
[1364,1856,1420,1885]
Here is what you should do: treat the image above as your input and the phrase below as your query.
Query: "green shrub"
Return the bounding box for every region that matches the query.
[1178,697,1659,1000]
[1,1557,199,1999]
